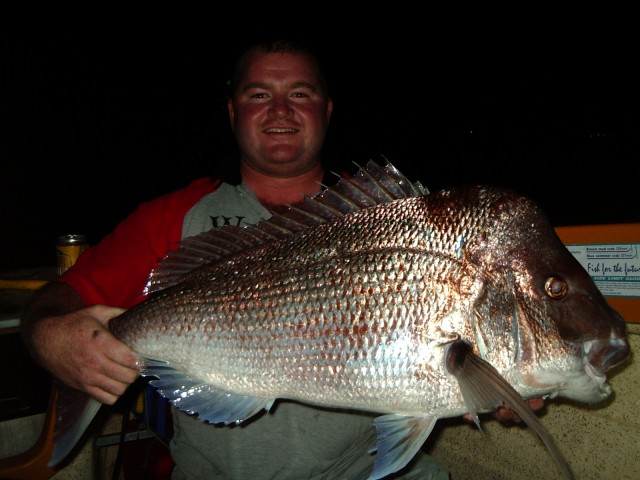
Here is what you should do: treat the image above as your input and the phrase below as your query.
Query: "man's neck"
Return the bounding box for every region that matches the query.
[241,162,324,209]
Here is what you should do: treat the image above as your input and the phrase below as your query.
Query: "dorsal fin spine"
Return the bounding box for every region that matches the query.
[145,160,427,295]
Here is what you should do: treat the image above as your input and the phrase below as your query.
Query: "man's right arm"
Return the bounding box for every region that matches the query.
[21,281,140,405]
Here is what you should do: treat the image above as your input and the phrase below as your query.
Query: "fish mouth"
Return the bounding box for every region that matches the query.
[540,335,630,403]
[583,335,630,374]
[565,335,631,401]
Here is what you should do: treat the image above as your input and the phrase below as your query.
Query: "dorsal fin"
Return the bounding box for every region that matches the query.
[145,159,428,294]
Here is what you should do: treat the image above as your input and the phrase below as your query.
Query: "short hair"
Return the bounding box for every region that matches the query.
[227,37,329,99]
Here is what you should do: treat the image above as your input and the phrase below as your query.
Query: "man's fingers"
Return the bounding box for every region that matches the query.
[85,362,139,405]
[105,355,141,384]
[463,397,546,424]
[88,305,126,326]
[84,305,139,371]
[494,398,546,423]
[527,397,545,412]
[70,310,140,398]
[103,336,140,371]
[86,383,126,406]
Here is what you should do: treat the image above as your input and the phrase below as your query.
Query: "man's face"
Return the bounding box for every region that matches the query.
[228,51,333,178]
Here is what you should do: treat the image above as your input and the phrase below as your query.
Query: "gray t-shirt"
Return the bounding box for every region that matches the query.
[182,182,273,237]
[170,182,449,480]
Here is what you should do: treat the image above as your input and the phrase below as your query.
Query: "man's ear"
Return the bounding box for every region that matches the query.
[326,97,334,123]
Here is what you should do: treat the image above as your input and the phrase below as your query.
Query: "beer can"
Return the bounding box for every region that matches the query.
[56,234,89,275]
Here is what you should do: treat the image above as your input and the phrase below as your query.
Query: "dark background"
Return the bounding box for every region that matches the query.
[2,23,639,271]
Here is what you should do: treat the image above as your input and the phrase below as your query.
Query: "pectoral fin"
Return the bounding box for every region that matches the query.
[445,339,574,480]
[369,414,437,480]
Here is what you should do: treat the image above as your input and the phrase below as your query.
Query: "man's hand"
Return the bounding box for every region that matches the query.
[22,281,140,405]
[493,397,545,422]
[463,397,546,424]
[32,305,139,404]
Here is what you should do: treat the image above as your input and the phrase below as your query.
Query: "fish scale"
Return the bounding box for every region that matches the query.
[127,249,449,411]
[50,161,630,480]
[142,253,465,421]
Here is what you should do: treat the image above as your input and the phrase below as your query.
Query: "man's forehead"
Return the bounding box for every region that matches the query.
[239,52,323,87]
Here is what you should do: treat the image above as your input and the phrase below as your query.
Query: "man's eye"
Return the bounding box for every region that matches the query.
[291,91,311,98]
[250,93,268,99]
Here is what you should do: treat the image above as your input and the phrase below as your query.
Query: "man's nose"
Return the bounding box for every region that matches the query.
[268,97,292,118]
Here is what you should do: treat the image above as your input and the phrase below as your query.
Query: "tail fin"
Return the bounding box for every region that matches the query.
[48,380,103,467]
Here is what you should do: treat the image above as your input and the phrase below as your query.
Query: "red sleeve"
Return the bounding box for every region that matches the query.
[59,177,219,308]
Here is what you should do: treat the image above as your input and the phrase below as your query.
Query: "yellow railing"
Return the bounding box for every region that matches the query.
[0,279,49,290]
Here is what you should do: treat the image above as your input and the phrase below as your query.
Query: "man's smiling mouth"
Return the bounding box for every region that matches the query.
[264,127,298,133]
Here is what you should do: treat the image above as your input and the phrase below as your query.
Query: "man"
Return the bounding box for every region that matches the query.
[22,37,538,479]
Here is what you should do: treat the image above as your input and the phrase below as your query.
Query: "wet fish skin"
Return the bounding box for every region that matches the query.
[116,182,627,412]
[53,161,630,479]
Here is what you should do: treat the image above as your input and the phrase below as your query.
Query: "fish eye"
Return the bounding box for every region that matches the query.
[544,276,568,299]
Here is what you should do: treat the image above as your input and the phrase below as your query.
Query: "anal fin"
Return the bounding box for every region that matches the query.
[369,414,437,480]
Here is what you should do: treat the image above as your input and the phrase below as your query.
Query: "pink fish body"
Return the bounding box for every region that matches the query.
[52,161,630,479]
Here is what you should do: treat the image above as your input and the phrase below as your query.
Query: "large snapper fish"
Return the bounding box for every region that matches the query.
[50,161,629,479]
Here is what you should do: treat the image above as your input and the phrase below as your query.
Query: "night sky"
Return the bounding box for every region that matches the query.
[2,24,639,270]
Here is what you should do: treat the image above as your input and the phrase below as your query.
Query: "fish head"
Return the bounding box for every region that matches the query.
[465,187,630,404]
